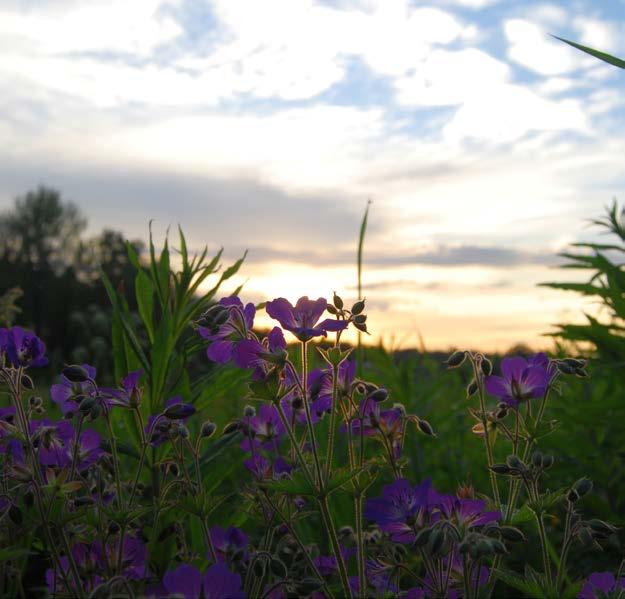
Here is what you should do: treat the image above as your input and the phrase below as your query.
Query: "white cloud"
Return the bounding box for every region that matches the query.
[504,18,590,75]
[573,16,623,54]
[394,48,509,106]
[0,0,182,56]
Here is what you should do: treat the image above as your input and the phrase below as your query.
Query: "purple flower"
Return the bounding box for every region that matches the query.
[51,363,97,417]
[100,369,143,408]
[348,400,404,458]
[3,326,48,368]
[579,572,625,599]
[233,327,287,379]
[437,496,500,529]
[163,562,244,599]
[365,478,438,544]
[244,454,292,481]
[199,297,256,364]
[240,404,284,452]
[210,525,249,562]
[265,296,347,342]
[484,353,551,407]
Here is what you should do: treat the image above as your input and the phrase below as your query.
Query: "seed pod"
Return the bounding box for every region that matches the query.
[541,454,554,469]
[351,300,366,315]
[445,351,466,369]
[62,365,91,383]
[466,379,478,397]
[573,478,593,498]
[333,292,344,310]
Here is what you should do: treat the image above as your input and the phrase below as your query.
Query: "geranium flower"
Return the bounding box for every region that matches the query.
[100,369,143,408]
[240,404,284,452]
[484,354,552,407]
[265,296,347,342]
[2,326,48,368]
[437,496,500,530]
[210,525,249,563]
[163,562,244,599]
[233,327,287,379]
[348,400,403,458]
[51,363,97,417]
[364,478,439,544]
[579,572,625,599]
[199,297,255,364]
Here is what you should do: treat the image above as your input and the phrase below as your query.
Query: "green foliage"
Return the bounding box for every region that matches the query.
[552,35,625,69]
[0,287,22,326]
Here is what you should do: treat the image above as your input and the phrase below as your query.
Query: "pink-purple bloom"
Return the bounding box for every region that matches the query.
[265,296,347,342]
[233,327,287,379]
[484,353,552,407]
[51,363,97,417]
[162,562,244,599]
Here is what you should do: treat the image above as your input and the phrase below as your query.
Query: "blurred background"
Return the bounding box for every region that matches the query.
[1,0,624,352]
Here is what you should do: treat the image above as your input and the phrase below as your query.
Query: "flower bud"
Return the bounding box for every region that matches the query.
[573,478,593,498]
[587,519,617,537]
[556,361,577,375]
[200,421,217,438]
[8,505,22,525]
[21,375,35,390]
[541,454,554,469]
[108,521,121,535]
[223,421,241,435]
[62,365,91,383]
[506,455,524,470]
[253,558,266,578]
[89,404,102,421]
[339,526,354,540]
[445,351,466,369]
[427,529,445,555]
[480,358,493,376]
[243,405,256,418]
[368,388,388,403]
[333,292,344,310]
[577,527,593,545]
[327,304,338,315]
[413,527,432,547]
[499,526,526,543]
[491,539,507,554]
[417,419,436,437]
[80,397,97,413]
[163,403,195,420]
[531,451,543,468]
[466,379,478,398]
[270,558,287,579]
[567,488,579,503]
[490,464,512,475]
[353,322,368,334]
[353,314,367,325]
[177,424,190,439]
[351,300,366,315]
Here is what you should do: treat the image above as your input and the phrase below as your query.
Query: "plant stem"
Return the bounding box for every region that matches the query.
[319,496,352,599]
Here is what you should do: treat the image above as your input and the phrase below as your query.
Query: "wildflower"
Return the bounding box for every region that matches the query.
[240,404,284,452]
[210,525,250,563]
[100,369,143,408]
[364,478,439,543]
[2,327,48,368]
[265,296,347,342]
[199,297,255,364]
[349,400,404,458]
[437,496,501,530]
[233,327,287,379]
[484,354,551,407]
[244,454,292,481]
[163,562,244,599]
[578,572,625,599]
[51,364,97,417]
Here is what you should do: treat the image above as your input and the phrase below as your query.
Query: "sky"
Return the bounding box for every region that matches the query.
[0,0,624,352]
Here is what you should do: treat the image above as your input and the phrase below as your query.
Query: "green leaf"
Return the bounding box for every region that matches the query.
[552,35,625,69]
[261,471,316,496]
[492,568,546,597]
[135,270,155,342]
[0,548,31,562]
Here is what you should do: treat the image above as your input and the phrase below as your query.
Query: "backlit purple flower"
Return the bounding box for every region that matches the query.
[100,369,143,408]
[485,354,551,407]
[3,326,48,368]
[579,572,625,599]
[199,297,256,364]
[51,363,97,417]
[163,562,244,599]
[348,400,404,458]
[244,454,292,481]
[365,478,438,543]
[437,496,500,529]
[163,563,202,599]
[233,327,287,379]
[265,296,347,342]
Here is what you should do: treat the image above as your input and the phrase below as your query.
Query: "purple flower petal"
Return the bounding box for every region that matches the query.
[207,339,234,363]
[164,564,203,599]
[501,356,527,383]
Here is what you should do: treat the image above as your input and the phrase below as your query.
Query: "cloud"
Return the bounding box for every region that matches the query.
[504,18,590,75]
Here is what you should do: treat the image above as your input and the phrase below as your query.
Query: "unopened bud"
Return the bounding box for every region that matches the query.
[500,526,526,543]
[532,451,543,468]
[108,521,121,535]
[542,455,554,469]
[368,388,388,403]
[201,421,217,438]
[353,314,367,325]
[466,379,478,397]
[223,421,241,435]
[270,558,287,579]
[163,403,195,420]
[506,455,524,470]
[243,405,256,418]
[480,358,493,376]
[62,365,91,383]
[21,375,35,390]
[445,351,466,369]
[351,300,366,315]
[333,292,344,310]
[417,419,436,437]
[573,478,593,498]
[490,464,512,475]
